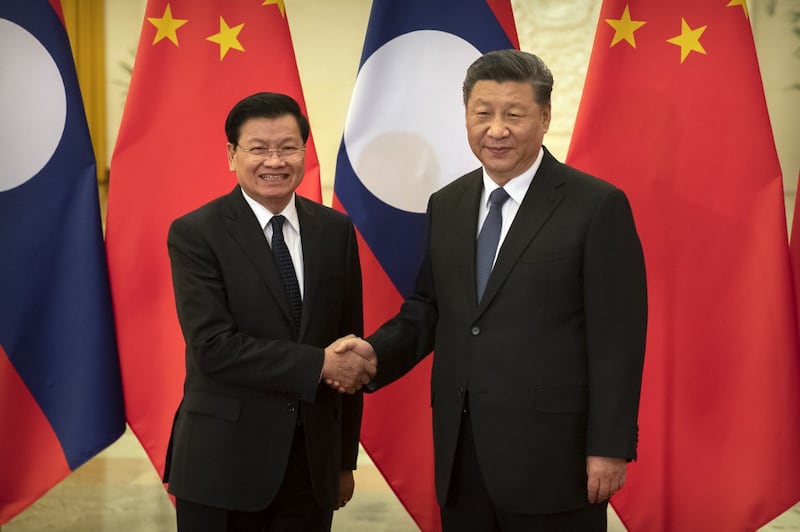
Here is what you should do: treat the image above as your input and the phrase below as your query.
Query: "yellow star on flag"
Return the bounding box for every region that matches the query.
[206,17,245,60]
[727,0,750,19]
[667,18,707,63]
[605,5,647,48]
[147,4,188,46]
[262,0,286,18]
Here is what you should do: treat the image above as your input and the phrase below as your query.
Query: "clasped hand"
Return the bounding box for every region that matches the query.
[321,335,377,394]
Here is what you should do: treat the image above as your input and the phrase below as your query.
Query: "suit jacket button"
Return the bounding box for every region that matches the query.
[287,402,296,413]
[471,326,480,336]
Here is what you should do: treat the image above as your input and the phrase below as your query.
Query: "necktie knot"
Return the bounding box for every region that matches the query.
[488,187,509,208]
[270,215,286,235]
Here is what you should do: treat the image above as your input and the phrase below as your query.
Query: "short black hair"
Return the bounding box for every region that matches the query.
[462,50,553,107]
[224,92,310,145]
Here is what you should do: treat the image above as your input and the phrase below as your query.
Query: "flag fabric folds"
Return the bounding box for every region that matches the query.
[333,1,517,529]
[567,1,800,530]
[106,0,320,481]
[792,170,800,323]
[0,0,125,524]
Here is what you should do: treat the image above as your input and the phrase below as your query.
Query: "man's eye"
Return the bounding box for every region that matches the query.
[248,147,267,155]
[279,147,299,156]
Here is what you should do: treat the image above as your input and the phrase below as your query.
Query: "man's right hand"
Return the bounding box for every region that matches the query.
[321,336,377,394]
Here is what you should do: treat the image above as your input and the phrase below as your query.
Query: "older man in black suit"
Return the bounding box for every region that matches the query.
[333,50,647,531]
[164,92,373,532]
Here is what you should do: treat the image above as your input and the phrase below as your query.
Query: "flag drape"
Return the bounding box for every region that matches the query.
[791,169,800,326]
[567,2,800,530]
[0,0,125,523]
[332,1,517,530]
[106,0,320,481]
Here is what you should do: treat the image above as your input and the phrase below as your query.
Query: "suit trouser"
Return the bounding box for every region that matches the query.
[440,406,607,532]
[175,426,333,532]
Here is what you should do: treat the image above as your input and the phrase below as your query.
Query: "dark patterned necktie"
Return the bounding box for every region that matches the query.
[476,187,510,302]
[270,215,302,331]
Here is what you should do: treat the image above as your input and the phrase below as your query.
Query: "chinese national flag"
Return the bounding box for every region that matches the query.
[567,1,800,530]
[106,0,320,480]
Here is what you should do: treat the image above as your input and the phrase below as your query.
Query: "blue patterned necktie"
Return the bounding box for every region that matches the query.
[270,215,302,331]
[476,187,510,302]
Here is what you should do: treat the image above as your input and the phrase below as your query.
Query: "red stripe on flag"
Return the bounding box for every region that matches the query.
[791,169,800,325]
[0,345,70,524]
[332,194,440,530]
[485,0,519,48]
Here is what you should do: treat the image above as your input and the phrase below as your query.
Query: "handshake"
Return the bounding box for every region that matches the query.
[321,335,377,394]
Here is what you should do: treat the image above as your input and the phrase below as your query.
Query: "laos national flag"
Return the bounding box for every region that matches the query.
[333,1,517,529]
[0,0,125,524]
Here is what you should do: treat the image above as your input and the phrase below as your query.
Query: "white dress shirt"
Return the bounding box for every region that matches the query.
[241,190,305,299]
[476,147,544,268]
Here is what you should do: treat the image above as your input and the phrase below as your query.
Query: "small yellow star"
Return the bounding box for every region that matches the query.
[727,0,749,19]
[262,0,286,18]
[147,4,188,46]
[605,5,647,48]
[667,18,707,63]
[206,17,245,61]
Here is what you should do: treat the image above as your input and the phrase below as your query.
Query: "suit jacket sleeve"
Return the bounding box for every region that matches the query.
[339,220,364,470]
[583,188,647,459]
[367,199,438,387]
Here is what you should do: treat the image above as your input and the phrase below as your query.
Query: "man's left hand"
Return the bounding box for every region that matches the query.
[586,456,626,503]
[336,470,355,510]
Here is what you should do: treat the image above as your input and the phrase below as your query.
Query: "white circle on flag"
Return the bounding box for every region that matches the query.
[0,18,67,192]
[344,30,482,214]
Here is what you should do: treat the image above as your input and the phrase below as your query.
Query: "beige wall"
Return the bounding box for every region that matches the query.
[105,0,800,221]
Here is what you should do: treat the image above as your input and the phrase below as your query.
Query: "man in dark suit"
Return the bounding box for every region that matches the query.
[164,92,374,532]
[332,50,647,531]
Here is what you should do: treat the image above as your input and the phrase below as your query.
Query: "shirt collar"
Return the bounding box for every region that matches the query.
[481,147,544,207]
[240,189,300,233]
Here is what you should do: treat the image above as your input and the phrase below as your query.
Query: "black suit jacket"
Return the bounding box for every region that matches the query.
[368,147,647,514]
[163,186,363,512]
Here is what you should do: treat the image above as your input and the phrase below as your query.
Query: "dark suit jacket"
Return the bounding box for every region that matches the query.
[163,186,363,512]
[368,147,647,514]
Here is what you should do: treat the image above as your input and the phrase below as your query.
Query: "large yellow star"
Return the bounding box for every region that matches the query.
[206,17,245,60]
[667,18,707,63]
[727,0,749,19]
[605,5,647,48]
[147,4,188,46]
[262,0,286,18]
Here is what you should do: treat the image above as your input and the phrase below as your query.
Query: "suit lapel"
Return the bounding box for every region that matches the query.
[477,149,566,313]
[449,170,483,310]
[223,187,294,328]
[296,196,322,340]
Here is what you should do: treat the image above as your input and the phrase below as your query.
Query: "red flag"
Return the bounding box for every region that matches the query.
[333,1,517,530]
[568,2,800,530]
[106,0,320,481]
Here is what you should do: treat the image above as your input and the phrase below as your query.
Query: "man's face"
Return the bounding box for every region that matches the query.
[227,114,305,213]
[465,80,550,186]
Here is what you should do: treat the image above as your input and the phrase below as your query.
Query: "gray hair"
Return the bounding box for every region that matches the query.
[462,49,553,106]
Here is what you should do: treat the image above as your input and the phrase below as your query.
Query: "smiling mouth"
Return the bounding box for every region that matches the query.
[257,173,287,181]
[486,147,511,154]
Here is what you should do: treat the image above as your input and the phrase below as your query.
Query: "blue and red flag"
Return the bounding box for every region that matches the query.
[0,0,125,524]
[333,1,517,529]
